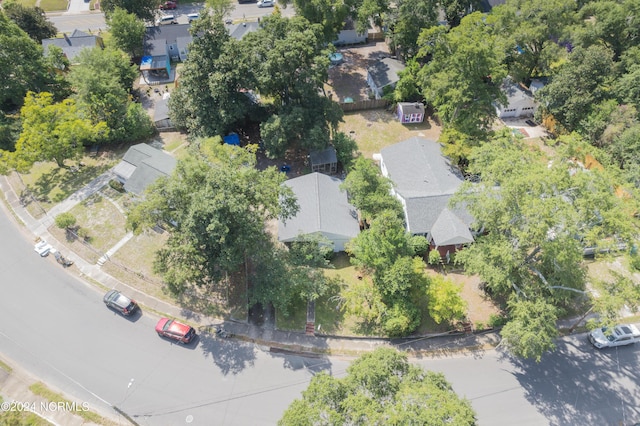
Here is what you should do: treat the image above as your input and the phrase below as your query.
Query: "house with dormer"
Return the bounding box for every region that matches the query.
[378,137,474,258]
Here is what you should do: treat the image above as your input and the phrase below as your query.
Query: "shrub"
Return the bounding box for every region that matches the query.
[410,235,429,256]
[475,321,485,331]
[76,227,90,241]
[488,313,507,328]
[428,249,441,266]
[630,253,640,271]
[383,300,420,337]
[109,179,125,192]
[54,212,77,229]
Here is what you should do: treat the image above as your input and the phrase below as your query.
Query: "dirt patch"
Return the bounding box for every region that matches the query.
[426,269,502,327]
[327,41,392,102]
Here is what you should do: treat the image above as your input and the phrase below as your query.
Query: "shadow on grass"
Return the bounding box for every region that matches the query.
[28,163,112,204]
[329,252,352,269]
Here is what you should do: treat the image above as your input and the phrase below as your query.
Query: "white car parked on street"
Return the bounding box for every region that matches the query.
[34,240,53,257]
[588,324,640,348]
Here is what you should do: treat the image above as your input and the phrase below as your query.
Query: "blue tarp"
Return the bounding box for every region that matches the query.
[223,133,240,146]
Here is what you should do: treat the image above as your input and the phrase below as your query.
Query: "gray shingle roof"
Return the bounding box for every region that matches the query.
[367,57,405,89]
[398,102,425,115]
[278,173,359,242]
[42,30,102,63]
[309,147,337,167]
[118,144,176,195]
[380,137,473,245]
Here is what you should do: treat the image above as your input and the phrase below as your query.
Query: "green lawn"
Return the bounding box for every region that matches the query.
[38,0,68,12]
[8,154,117,219]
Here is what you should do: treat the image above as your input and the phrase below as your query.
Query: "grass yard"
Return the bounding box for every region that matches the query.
[103,229,170,300]
[49,194,127,264]
[7,153,118,219]
[338,109,442,159]
[38,0,68,12]
[15,0,38,7]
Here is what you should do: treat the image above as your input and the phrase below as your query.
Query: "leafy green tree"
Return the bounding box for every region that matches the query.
[535,45,616,133]
[385,0,438,61]
[7,92,106,171]
[346,210,413,280]
[341,276,387,324]
[331,131,359,171]
[426,274,467,324]
[169,12,254,138]
[106,8,146,58]
[609,124,640,186]
[280,348,476,425]
[101,0,161,22]
[279,0,351,43]
[416,13,507,135]
[0,12,55,112]
[127,141,298,295]
[341,156,403,222]
[500,298,559,362]
[452,131,638,360]
[440,0,482,28]
[491,0,577,83]
[69,46,149,143]
[590,272,640,325]
[3,2,57,42]
[54,212,77,230]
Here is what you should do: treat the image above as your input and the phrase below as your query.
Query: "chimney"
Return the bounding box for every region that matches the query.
[63,33,71,45]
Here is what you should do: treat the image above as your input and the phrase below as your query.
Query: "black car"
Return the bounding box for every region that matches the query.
[103,290,139,316]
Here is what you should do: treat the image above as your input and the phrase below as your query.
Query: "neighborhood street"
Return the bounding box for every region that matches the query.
[1,203,640,425]
[47,2,295,34]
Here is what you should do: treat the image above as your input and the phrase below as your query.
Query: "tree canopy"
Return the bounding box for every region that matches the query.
[127,141,298,295]
[3,2,57,43]
[100,0,161,22]
[106,8,146,58]
[280,347,476,425]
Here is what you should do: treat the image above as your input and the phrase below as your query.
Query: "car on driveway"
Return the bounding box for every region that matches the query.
[155,318,196,343]
[588,324,640,348]
[257,0,274,7]
[103,290,139,316]
[160,1,177,10]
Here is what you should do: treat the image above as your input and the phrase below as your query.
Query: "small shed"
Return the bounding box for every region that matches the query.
[310,147,337,174]
[397,102,425,124]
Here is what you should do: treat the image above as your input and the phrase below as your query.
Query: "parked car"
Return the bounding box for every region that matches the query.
[103,290,139,316]
[156,14,178,25]
[34,240,52,257]
[588,324,640,348]
[155,318,197,343]
[187,13,199,23]
[257,0,274,7]
[159,1,177,10]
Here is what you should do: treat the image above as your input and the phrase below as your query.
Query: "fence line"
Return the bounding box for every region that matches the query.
[339,98,389,112]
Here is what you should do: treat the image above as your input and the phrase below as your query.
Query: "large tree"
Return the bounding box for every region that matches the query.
[106,7,146,58]
[6,92,106,171]
[385,0,438,61]
[169,11,255,138]
[3,2,57,42]
[0,12,56,112]
[127,141,298,295]
[280,347,476,425]
[452,131,638,360]
[535,45,616,134]
[69,46,152,143]
[100,0,161,22]
[491,0,577,83]
[416,12,507,136]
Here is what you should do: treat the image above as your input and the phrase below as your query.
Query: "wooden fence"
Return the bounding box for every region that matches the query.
[339,98,389,112]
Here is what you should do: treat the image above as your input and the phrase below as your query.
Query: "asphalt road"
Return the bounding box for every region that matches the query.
[0,211,347,425]
[47,3,295,33]
[3,198,640,425]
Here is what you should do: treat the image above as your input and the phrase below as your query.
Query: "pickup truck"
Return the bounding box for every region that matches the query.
[588,324,640,349]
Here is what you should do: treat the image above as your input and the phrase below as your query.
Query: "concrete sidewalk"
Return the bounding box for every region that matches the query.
[0,173,502,358]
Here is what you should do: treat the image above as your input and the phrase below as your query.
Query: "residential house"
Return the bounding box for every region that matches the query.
[114,144,177,195]
[495,78,545,119]
[310,146,338,174]
[397,102,425,124]
[334,18,367,46]
[141,22,260,82]
[42,30,104,64]
[379,137,474,258]
[367,57,405,99]
[278,173,360,252]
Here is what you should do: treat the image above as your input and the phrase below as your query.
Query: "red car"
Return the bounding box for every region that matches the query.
[155,318,196,343]
[159,1,177,10]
